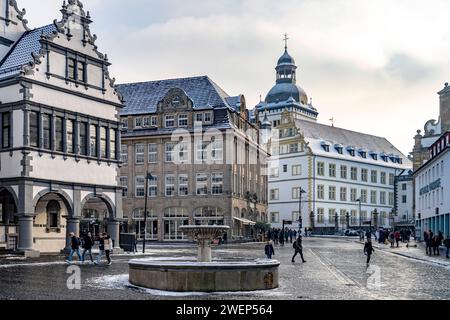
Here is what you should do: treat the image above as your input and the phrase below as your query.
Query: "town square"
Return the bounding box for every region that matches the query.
[0,0,449,305]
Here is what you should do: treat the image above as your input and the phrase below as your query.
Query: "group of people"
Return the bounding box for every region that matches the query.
[377,229,412,247]
[264,235,307,263]
[66,232,113,265]
[266,228,308,245]
[423,230,449,257]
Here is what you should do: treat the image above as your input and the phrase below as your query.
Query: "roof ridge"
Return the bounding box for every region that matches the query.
[117,75,208,87]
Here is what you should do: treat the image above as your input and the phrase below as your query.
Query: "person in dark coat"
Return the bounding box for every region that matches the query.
[424,231,430,255]
[288,229,293,243]
[81,232,94,263]
[292,236,306,263]
[432,235,441,256]
[444,235,450,259]
[265,241,275,259]
[66,232,82,264]
[364,239,375,265]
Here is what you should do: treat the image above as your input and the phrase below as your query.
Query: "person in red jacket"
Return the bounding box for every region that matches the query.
[394,230,401,248]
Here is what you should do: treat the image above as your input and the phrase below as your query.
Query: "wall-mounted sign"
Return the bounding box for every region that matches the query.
[419,179,441,196]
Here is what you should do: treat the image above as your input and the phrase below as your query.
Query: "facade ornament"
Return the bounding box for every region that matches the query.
[8,0,31,31]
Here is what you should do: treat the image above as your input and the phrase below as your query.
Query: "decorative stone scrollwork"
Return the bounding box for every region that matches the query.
[8,0,31,31]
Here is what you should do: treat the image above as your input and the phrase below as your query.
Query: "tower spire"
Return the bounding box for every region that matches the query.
[283,33,289,51]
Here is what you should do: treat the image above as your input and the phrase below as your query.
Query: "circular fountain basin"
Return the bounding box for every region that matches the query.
[129,259,280,292]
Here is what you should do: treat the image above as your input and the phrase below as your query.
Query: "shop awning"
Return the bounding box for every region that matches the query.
[233,217,256,226]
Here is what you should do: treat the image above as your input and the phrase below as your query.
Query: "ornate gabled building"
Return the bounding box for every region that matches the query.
[0,0,123,255]
[411,83,450,170]
[252,41,318,127]
[116,76,268,241]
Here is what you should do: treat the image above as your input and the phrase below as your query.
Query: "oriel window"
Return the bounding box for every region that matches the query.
[55,117,63,152]
[90,124,97,157]
[42,114,51,150]
[1,112,11,149]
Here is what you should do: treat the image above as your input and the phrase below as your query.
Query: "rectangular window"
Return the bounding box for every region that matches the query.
[77,61,86,82]
[350,167,357,180]
[371,191,377,204]
[389,192,394,206]
[270,167,279,178]
[79,122,88,156]
[30,111,39,148]
[317,162,325,176]
[292,165,302,176]
[283,165,288,173]
[143,117,150,127]
[340,165,347,179]
[66,120,74,154]
[196,140,208,162]
[120,176,128,197]
[329,164,336,177]
[361,190,367,203]
[135,117,142,128]
[148,143,158,163]
[381,172,387,184]
[196,174,208,195]
[340,187,347,202]
[204,112,212,123]
[55,117,63,152]
[328,209,336,224]
[371,170,377,183]
[165,142,175,162]
[317,208,324,223]
[292,187,301,199]
[317,185,324,200]
[110,129,116,160]
[100,127,107,158]
[1,112,11,148]
[135,176,145,198]
[212,173,224,195]
[402,183,407,191]
[289,143,298,153]
[89,124,97,157]
[68,58,76,80]
[178,114,188,127]
[149,175,158,197]
[270,212,280,224]
[121,118,128,130]
[196,113,203,122]
[121,145,128,164]
[179,175,189,196]
[270,189,279,200]
[135,144,144,164]
[380,191,386,205]
[350,188,357,202]
[150,116,157,127]
[389,173,395,186]
[177,141,189,162]
[402,195,407,203]
[165,175,175,197]
[211,139,223,161]
[42,114,51,150]
[329,186,336,200]
[361,169,368,182]
[165,115,175,128]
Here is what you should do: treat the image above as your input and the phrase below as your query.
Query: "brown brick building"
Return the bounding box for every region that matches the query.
[116,76,268,241]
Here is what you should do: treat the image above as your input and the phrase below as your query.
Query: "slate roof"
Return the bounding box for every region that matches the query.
[117,76,237,116]
[295,119,412,166]
[0,24,56,80]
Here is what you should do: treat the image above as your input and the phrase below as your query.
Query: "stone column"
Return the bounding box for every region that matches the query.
[108,220,121,249]
[197,239,212,262]
[18,216,40,257]
[65,218,80,251]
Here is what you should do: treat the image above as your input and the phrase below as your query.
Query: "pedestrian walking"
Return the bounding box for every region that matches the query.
[66,232,82,264]
[265,240,275,259]
[289,229,293,243]
[364,239,375,265]
[389,231,395,248]
[444,235,450,259]
[432,235,440,256]
[94,233,111,265]
[104,234,112,265]
[291,235,306,263]
[81,232,94,264]
[395,230,401,248]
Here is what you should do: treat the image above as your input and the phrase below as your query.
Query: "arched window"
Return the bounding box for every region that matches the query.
[47,200,60,229]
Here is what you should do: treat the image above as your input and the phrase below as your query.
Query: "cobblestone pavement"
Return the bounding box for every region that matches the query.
[0,237,449,300]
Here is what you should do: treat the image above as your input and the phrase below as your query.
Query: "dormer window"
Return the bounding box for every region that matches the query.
[143,117,150,127]
[165,115,175,128]
[381,154,388,162]
[121,119,128,130]
[172,96,181,107]
[335,144,343,154]
[370,152,378,160]
[204,112,212,123]
[347,147,355,157]
[196,113,203,122]
[359,151,367,158]
[150,116,157,127]
[321,141,330,152]
[135,117,142,128]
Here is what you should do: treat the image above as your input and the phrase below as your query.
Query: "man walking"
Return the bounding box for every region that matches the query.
[364,238,375,265]
[265,240,275,259]
[94,233,108,265]
[66,232,82,264]
[81,232,94,264]
[292,235,306,263]
[444,235,450,259]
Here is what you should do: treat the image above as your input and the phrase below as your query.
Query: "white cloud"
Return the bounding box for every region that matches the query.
[16,0,450,155]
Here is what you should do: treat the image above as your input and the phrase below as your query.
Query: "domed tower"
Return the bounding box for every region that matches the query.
[257,35,318,125]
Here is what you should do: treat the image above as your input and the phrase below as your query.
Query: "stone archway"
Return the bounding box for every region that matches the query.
[0,188,19,250]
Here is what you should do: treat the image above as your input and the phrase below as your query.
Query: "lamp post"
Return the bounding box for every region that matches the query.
[298,187,306,234]
[370,208,378,235]
[346,212,350,230]
[142,172,154,254]
[355,198,362,238]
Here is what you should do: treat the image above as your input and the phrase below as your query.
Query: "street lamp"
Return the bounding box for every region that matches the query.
[298,187,307,234]
[370,208,378,235]
[346,211,350,230]
[355,198,362,237]
[142,172,154,254]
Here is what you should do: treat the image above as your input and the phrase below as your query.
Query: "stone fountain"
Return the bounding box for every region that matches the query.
[128,225,280,292]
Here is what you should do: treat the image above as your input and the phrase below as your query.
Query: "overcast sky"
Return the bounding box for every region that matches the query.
[19,0,450,155]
